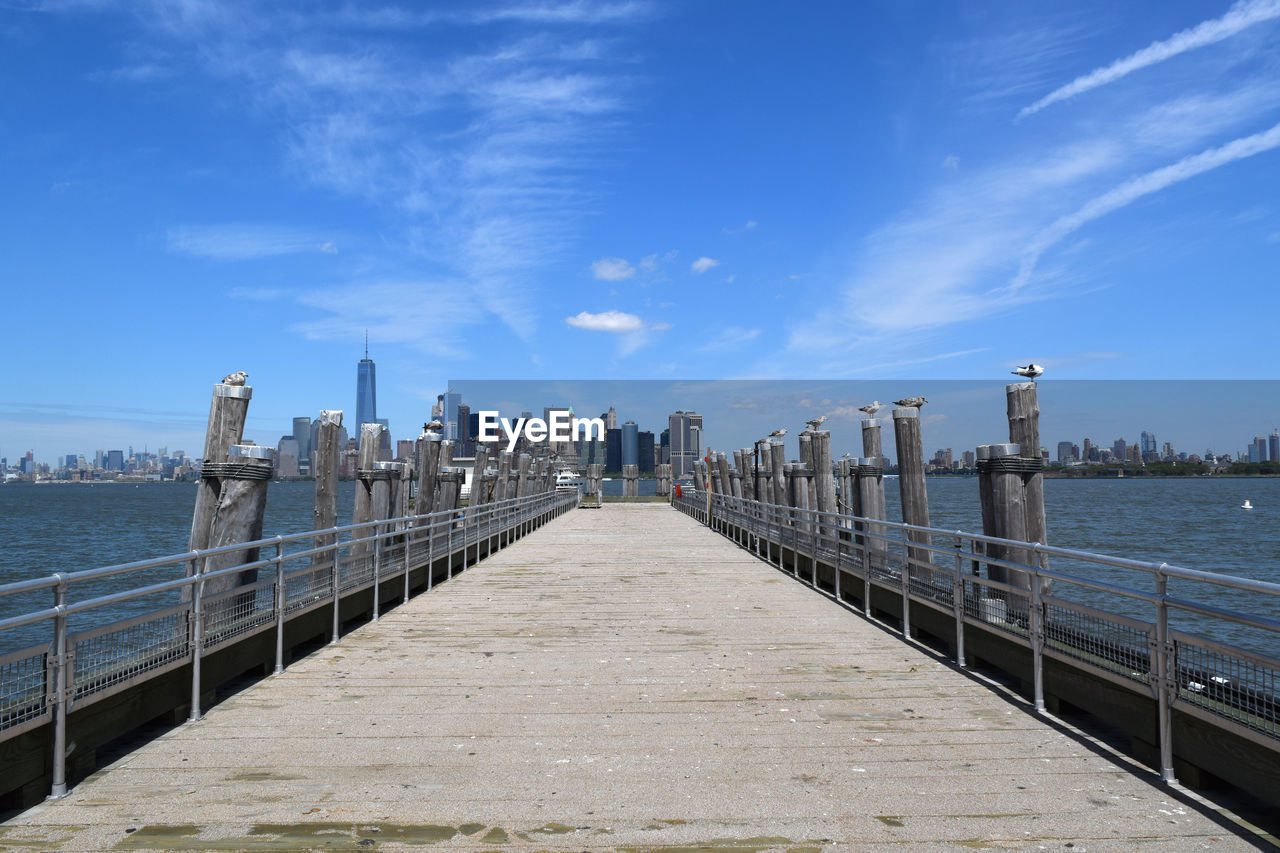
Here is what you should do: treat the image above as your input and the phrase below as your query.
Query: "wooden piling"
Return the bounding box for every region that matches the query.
[515,454,533,499]
[623,464,639,498]
[770,441,787,508]
[494,450,513,503]
[810,430,835,521]
[1008,382,1050,587]
[188,379,252,563]
[312,410,342,550]
[202,444,274,599]
[353,423,385,553]
[861,418,883,465]
[856,457,887,563]
[892,407,931,574]
[471,445,491,506]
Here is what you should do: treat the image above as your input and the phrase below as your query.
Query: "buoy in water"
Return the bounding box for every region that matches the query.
[1241,500,1253,510]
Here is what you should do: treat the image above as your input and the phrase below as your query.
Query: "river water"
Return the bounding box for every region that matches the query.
[1,478,1277,657]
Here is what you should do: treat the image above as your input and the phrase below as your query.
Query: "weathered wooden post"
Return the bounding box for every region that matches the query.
[439,439,455,472]
[715,452,731,500]
[654,463,670,497]
[188,375,252,574]
[312,409,342,550]
[892,406,931,576]
[515,453,533,499]
[587,462,603,505]
[416,422,443,516]
[769,440,787,509]
[471,445,491,506]
[202,444,274,598]
[1008,381,1050,588]
[856,456,887,567]
[393,460,413,527]
[862,417,884,465]
[494,450,513,503]
[370,461,398,522]
[437,467,464,512]
[622,464,639,498]
[836,457,853,530]
[786,462,812,536]
[352,423,385,556]
[976,444,998,578]
[986,442,1033,620]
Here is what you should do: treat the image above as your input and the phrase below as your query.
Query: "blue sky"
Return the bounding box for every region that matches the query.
[3,1,1279,464]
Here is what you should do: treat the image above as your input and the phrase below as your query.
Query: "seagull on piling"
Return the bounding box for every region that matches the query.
[221,371,248,386]
[858,401,882,417]
[769,428,787,438]
[1012,363,1045,380]
[894,396,927,408]
[840,452,852,459]
[805,415,828,431]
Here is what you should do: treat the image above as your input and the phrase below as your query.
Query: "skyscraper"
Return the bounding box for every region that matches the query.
[668,411,703,478]
[622,421,638,467]
[1270,431,1279,464]
[355,336,377,449]
[292,416,312,471]
[443,389,461,440]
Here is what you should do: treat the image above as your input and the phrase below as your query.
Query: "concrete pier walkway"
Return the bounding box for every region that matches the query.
[2,505,1261,851]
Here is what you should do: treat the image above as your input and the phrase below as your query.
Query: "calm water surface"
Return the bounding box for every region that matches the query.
[1,477,1276,656]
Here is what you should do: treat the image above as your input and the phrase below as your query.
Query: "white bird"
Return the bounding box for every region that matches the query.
[805,415,828,431]
[894,396,927,408]
[221,371,248,386]
[858,401,882,417]
[840,452,852,459]
[768,428,787,438]
[1012,363,1045,380]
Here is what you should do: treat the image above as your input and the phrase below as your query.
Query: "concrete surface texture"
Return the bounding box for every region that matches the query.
[2,505,1264,851]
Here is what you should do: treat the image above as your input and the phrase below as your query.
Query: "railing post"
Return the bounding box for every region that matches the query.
[372,522,382,621]
[952,533,966,668]
[1153,564,1177,784]
[48,574,69,800]
[461,507,468,571]
[447,512,454,579]
[273,536,285,674]
[900,527,911,639]
[810,509,818,590]
[190,553,206,720]
[1030,548,1045,712]
[404,521,413,603]
[331,537,341,644]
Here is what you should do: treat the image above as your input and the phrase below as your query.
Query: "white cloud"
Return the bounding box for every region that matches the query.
[564,310,644,332]
[591,257,636,280]
[942,155,960,170]
[166,224,340,260]
[691,256,720,274]
[1019,0,1280,118]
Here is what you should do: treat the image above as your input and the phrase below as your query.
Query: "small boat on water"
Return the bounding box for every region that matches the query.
[1242,500,1254,510]
[555,469,585,490]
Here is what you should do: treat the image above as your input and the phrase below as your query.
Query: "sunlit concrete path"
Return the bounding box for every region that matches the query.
[2,505,1259,851]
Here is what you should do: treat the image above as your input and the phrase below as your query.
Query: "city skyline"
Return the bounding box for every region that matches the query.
[4,2,1280,466]
[8,379,1280,471]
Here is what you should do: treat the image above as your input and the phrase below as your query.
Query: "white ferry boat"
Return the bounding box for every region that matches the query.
[555,469,585,490]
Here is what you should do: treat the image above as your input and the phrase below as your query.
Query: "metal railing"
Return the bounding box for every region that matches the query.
[674,490,1280,784]
[0,489,579,799]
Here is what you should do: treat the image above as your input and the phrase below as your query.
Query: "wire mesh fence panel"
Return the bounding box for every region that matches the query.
[1042,598,1152,685]
[0,644,50,734]
[202,581,276,649]
[71,605,189,704]
[1175,632,1279,741]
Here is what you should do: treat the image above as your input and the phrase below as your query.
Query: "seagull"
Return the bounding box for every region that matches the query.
[805,415,828,431]
[894,396,927,408]
[768,428,787,438]
[840,452,852,459]
[221,371,248,386]
[1012,363,1045,380]
[858,401,882,417]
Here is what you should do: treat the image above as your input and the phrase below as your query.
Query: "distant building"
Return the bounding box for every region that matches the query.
[1254,436,1268,463]
[1082,438,1093,464]
[276,437,300,477]
[106,449,125,471]
[1271,431,1279,464]
[605,428,622,472]
[396,439,415,460]
[355,342,377,449]
[442,390,461,440]
[638,430,655,473]
[622,421,638,467]
[1112,438,1126,463]
[292,416,312,470]
[668,411,702,478]
[1057,441,1074,464]
[604,406,618,431]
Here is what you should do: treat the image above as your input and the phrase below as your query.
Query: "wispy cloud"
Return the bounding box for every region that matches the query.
[591,257,636,280]
[166,224,340,260]
[690,256,719,274]
[1019,0,1280,118]
[1013,121,1280,289]
[292,281,480,357]
[699,327,760,353]
[565,309,644,332]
